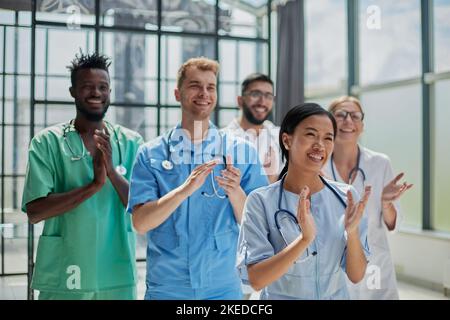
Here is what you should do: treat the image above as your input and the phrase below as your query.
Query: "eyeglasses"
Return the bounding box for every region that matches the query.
[244,90,275,101]
[333,110,364,122]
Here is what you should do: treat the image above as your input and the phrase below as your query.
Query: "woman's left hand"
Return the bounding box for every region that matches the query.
[215,155,243,198]
[345,186,371,235]
[382,172,413,206]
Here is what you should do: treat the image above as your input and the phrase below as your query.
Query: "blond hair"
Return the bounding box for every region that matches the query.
[328,96,364,114]
[176,57,220,89]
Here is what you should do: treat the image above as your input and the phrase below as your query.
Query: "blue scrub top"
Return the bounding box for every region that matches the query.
[237,178,370,300]
[128,122,268,290]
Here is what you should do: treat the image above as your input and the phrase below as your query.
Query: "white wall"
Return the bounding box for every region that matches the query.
[389,231,450,291]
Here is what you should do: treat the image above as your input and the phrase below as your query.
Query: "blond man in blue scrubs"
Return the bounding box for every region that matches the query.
[22,52,143,299]
[128,57,268,300]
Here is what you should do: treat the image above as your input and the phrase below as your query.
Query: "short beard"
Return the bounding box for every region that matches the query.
[242,102,269,125]
[76,103,109,122]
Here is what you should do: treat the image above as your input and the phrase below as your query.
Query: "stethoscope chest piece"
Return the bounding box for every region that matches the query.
[116,164,127,176]
[162,160,173,171]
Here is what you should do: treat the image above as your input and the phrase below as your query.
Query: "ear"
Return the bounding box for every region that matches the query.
[174,88,181,102]
[69,86,75,98]
[281,132,291,150]
[237,96,244,109]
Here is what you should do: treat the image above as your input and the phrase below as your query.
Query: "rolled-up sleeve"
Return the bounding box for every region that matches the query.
[237,192,274,284]
[127,146,160,213]
[21,135,55,212]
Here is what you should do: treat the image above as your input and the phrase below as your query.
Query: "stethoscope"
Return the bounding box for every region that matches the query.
[330,146,366,185]
[161,127,227,199]
[62,120,127,176]
[274,174,347,260]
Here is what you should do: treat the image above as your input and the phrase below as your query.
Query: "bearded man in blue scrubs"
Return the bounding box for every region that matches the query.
[128,57,268,300]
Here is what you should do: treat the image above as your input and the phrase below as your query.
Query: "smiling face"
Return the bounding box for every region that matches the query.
[282,115,335,174]
[174,66,217,121]
[238,80,274,125]
[70,68,111,122]
[332,101,364,145]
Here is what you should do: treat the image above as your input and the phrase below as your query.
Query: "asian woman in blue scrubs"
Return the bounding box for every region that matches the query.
[237,103,372,299]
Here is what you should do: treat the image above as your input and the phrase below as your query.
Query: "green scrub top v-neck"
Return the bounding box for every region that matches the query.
[22,121,143,295]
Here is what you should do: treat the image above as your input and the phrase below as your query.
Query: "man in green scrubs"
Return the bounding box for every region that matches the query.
[22,52,143,299]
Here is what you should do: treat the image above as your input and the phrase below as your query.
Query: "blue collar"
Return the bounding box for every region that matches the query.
[279,174,347,209]
[167,121,221,153]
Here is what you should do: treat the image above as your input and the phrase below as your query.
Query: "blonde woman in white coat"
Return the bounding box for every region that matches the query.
[322,96,413,300]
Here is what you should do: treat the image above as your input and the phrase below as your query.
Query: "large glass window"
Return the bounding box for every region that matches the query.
[305,0,347,97]
[160,35,216,106]
[218,39,268,127]
[163,0,216,33]
[101,0,158,29]
[35,27,95,104]
[360,84,423,228]
[36,0,96,25]
[4,27,31,75]
[218,40,268,107]
[219,0,269,38]
[359,0,421,85]
[434,0,450,72]
[432,80,450,232]
[0,1,272,287]
[305,95,340,110]
[101,31,158,105]
[0,10,31,279]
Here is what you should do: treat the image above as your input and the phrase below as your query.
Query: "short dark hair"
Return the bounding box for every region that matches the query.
[241,73,273,96]
[68,51,111,87]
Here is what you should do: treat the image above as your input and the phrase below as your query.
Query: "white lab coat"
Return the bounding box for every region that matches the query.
[222,119,283,177]
[322,146,401,300]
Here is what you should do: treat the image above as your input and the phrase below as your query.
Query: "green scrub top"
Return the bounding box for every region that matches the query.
[22,121,143,294]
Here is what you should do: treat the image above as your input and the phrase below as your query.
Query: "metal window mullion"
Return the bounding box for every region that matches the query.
[1,25,7,277]
[267,0,272,78]
[236,39,240,85]
[347,0,359,96]
[28,0,37,301]
[95,0,100,53]
[0,174,26,178]
[156,0,162,136]
[44,29,49,127]
[214,0,219,125]
[421,0,433,230]
[12,12,19,212]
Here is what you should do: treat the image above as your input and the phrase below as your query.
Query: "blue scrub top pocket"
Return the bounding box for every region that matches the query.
[150,231,179,253]
[214,229,237,252]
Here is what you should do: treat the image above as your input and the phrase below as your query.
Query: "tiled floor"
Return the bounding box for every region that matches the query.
[1,263,449,300]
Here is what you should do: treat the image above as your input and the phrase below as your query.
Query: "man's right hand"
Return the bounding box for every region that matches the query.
[26,150,108,224]
[93,151,107,188]
[179,160,218,197]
